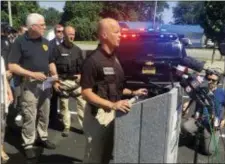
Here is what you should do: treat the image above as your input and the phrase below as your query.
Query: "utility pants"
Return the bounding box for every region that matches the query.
[58,79,86,129]
[20,79,51,149]
[83,104,115,164]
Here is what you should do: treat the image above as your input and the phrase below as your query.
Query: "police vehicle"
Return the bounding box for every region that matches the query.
[117,29,191,89]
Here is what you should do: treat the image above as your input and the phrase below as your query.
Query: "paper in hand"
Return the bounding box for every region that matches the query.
[38,77,56,91]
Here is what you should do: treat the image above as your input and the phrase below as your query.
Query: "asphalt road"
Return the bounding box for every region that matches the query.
[4,96,225,164]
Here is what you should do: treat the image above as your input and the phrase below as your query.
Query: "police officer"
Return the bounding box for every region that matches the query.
[81,18,148,163]
[52,26,86,137]
[8,13,58,158]
[50,24,64,47]
[49,24,64,126]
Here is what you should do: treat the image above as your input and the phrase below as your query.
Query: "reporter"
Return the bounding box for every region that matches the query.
[181,72,225,155]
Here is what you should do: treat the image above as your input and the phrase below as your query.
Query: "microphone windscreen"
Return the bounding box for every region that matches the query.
[182,56,205,72]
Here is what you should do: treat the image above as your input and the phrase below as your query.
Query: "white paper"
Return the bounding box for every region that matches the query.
[38,77,56,91]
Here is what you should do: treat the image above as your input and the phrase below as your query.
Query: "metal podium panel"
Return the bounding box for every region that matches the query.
[114,87,181,163]
[114,103,142,163]
[140,92,170,163]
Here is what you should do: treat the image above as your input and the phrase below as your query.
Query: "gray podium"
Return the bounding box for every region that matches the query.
[114,87,182,163]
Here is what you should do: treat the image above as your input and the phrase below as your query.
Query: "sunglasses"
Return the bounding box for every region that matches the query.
[56,30,63,33]
[208,78,218,83]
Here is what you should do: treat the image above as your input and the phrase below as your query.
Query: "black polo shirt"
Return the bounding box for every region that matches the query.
[81,47,125,94]
[8,32,53,74]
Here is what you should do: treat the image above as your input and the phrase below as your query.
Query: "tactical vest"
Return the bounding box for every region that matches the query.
[55,44,80,78]
[91,55,125,116]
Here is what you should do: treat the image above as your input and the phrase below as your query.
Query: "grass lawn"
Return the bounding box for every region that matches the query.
[74,41,98,45]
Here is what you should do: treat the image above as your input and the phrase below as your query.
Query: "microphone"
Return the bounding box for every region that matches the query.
[181,56,206,72]
[128,96,139,105]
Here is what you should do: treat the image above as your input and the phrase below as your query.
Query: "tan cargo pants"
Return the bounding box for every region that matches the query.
[83,104,115,164]
[59,79,86,129]
[20,79,51,149]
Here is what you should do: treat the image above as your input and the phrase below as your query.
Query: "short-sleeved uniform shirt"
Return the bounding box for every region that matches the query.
[8,32,53,74]
[80,47,125,101]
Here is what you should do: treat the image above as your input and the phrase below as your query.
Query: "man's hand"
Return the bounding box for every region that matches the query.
[74,74,81,82]
[220,119,225,128]
[53,82,61,92]
[51,74,59,81]
[31,72,47,81]
[111,100,131,113]
[6,71,12,79]
[6,81,13,104]
[133,88,148,96]
[182,101,190,116]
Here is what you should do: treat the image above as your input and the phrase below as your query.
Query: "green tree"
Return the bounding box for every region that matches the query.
[173,2,205,24]
[60,1,104,40]
[1,1,42,29]
[200,2,225,43]
[41,7,62,26]
[100,1,169,22]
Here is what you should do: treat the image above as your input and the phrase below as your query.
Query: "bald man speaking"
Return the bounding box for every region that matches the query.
[51,26,86,137]
[81,18,147,163]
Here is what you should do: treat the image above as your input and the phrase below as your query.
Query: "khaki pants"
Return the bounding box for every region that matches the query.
[21,79,51,149]
[83,104,115,164]
[59,79,86,129]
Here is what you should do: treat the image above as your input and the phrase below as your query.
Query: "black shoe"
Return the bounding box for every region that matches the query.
[24,148,36,159]
[62,128,70,137]
[36,140,56,149]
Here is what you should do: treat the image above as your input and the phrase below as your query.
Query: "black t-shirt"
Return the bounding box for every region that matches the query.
[81,47,125,98]
[51,42,84,75]
[8,32,53,74]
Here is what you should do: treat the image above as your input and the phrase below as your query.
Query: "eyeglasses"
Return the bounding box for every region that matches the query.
[33,23,46,27]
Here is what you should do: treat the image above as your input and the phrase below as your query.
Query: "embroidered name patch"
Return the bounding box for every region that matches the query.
[103,67,115,75]
[61,53,69,56]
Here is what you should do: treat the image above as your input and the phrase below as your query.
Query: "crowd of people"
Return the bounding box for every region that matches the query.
[1,12,225,164]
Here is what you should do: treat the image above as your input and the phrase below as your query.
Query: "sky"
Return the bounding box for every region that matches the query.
[38,1,177,24]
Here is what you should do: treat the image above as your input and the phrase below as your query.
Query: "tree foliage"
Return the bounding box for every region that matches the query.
[60,1,104,40]
[173,2,205,24]
[100,1,169,22]
[60,1,169,40]
[41,7,62,27]
[1,1,41,29]
[200,2,225,43]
